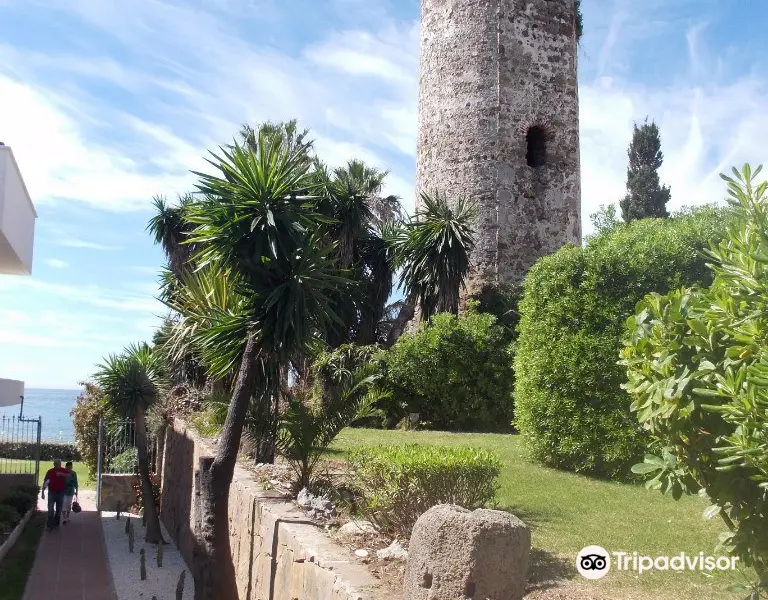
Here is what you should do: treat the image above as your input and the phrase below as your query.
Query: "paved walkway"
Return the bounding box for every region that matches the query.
[23,491,116,600]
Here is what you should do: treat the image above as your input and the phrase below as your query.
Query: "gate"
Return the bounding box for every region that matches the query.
[0,409,42,490]
[96,417,157,511]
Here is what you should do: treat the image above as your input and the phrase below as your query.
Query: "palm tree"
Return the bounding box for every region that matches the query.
[94,342,166,544]
[321,159,401,267]
[388,190,478,336]
[277,361,388,491]
[181,123,349,600]
[315,160,403,346]
[146,194,197,280]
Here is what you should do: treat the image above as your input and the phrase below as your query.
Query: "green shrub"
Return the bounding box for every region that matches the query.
[71,381,106,478]
[621,165,768,594]
[515,204,733,479]
[347,444,501,537]
[110,447,138,474]
[190,408,224,438]
[0,489,36,515]
[277,363,388,491]
[468,282,523,344]
[0,504,20,529]
[0,442,81,461]
[383,306,514,431]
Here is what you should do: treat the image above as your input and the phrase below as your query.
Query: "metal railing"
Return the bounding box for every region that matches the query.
[0,413,42,484]
[96,417,157,511]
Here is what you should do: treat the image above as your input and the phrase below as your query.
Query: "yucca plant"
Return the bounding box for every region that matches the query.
[277,362,388,492]
[94,343,166,543]
[396,190,478,321]
[94,343,167,544]
[179,122,350,600]
[158,264,252,381]
[146,193,197,280]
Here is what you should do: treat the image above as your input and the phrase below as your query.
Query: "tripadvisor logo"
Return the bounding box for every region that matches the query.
[577,546,739,579]
[577,546,610,579]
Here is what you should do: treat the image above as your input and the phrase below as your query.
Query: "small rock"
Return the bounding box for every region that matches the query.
[269,479,281,486]
[337,520,377,539]
[296,488,312,509]
[354,549,369,558]
[377,540,408,560]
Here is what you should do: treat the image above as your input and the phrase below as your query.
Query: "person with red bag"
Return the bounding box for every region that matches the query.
[41,459,69,530]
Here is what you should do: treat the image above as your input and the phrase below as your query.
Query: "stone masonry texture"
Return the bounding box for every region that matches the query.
[416,0,582,300]
[403,504,531,600]
[159,419,395,600]
[99,474,137,512]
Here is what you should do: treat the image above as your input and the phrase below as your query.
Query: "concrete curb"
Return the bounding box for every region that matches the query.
[0,507,35,564]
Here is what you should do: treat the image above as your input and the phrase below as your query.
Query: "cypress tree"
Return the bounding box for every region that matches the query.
[619,118,671,222]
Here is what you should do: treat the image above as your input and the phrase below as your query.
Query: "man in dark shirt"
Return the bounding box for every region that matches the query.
[41,458,69,530]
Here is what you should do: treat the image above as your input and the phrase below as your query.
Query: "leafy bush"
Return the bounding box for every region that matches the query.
[468,282,523,343]
[309,343,391,427]
[621,165,768,593]
[71,381,106,478]
[347,444,501,537]
[0,488,36,514]
[515,204,733,479]
[110,447,138,474]
[0,504,19,530]
[0,442,81,461]
[383,306,514,431]
[277,362,388,491]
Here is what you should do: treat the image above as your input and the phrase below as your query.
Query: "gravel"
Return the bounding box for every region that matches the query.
[101,510,194,600]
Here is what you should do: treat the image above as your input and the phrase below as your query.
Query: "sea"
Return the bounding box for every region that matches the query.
[0,388,81,442]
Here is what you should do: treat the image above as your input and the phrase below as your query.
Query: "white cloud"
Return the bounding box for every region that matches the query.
[1,1,419,216]
[0,277,163,314]
[43,258,69,269]
[56,237,121,251]
[579,72,768,232]
[0,74,197,212]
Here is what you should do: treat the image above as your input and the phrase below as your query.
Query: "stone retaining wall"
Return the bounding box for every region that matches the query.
[99,474,137,512]
[160,418,394,600]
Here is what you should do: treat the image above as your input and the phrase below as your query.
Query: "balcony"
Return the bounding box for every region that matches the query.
[0,144,37,275]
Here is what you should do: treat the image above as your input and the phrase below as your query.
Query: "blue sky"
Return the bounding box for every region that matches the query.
[0,0,766,389]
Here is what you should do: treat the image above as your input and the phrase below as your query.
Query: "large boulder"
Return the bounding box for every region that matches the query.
[403,504,530,600]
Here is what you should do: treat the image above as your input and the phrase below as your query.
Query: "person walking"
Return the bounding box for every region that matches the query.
[41,458,69,531]
[62,461,79,524]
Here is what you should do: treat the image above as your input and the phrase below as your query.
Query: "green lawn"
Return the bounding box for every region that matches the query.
[1,460,95,490]
[332,429,749,600]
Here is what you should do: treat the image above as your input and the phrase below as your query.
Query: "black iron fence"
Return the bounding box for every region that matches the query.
[0,414,42,482]
[96,417,158,510]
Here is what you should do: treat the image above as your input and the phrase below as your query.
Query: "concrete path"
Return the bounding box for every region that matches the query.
[23,491,116,600]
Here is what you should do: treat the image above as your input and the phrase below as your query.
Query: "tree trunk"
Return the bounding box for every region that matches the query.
[134,407,164,544]
[250,391,277,464]
[385,297,416,347]
[211,378,227,396]
[195,333,262,600]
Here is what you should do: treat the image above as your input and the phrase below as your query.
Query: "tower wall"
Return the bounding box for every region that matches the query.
[416,0,581,300]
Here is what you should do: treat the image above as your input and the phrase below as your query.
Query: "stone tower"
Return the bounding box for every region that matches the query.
[416,0,582,301]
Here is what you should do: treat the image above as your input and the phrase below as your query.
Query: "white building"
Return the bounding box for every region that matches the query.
[0,143,37,407]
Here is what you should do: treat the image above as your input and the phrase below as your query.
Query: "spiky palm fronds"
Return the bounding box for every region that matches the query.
[277,361,389,491]
[158,265,253,381]
[146,194,196,278]
[397,191,478,320]
[94,342,167,419]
